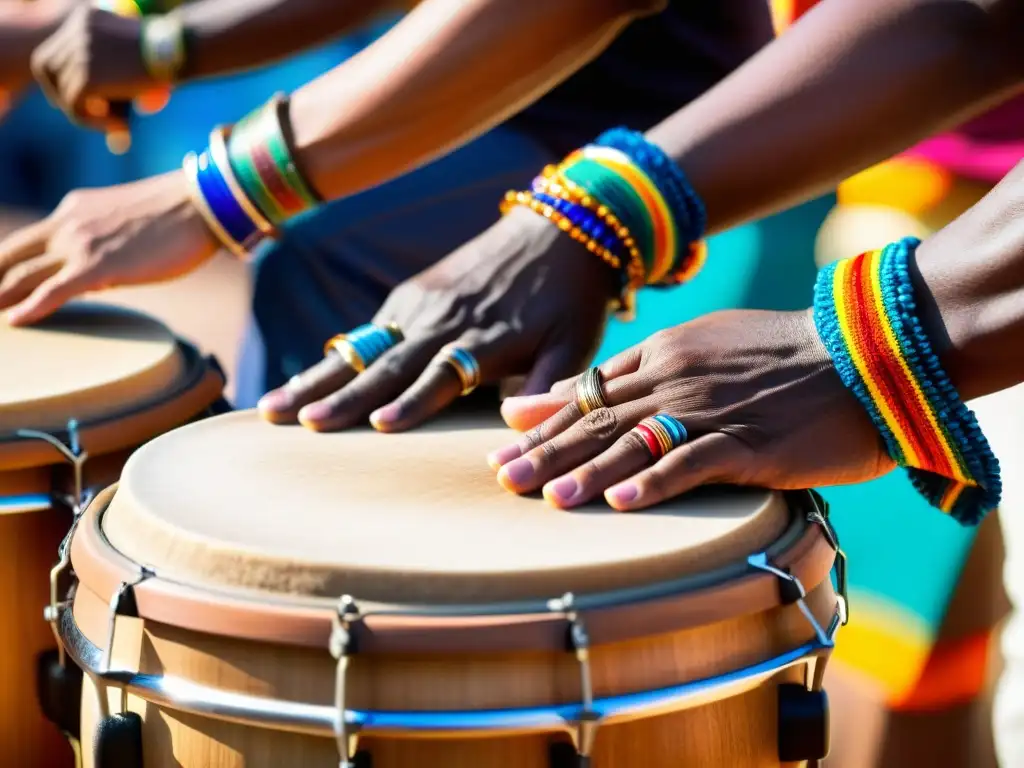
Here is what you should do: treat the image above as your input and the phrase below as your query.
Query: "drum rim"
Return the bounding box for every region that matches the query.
[68,485,838,653]
[0,337,224,472]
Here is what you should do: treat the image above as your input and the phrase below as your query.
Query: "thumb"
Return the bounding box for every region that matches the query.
[501,339,586,431]
[5,267,92,326]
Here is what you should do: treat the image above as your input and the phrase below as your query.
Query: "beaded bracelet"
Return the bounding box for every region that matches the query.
[501,128,706,315]
[813,237,1001,525]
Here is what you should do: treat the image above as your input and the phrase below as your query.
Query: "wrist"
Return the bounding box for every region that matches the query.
[812,239,1001,524]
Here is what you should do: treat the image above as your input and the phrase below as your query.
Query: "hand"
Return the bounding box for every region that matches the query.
[489,309,894,511]
[30,4,155,133]
[0,0,69,107]
[257,207,619,432]
[0,171,219,325]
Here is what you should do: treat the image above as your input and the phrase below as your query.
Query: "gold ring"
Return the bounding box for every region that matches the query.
[576,367,607,414]
[440,345,481,396]
[323,323,402,373]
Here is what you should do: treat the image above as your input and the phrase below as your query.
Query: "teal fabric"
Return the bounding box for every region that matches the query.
[593,195,977,633]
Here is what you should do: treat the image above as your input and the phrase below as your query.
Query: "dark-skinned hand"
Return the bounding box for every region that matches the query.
[30,3,159,134]
[489,308,894,511]
[257,207,618,433]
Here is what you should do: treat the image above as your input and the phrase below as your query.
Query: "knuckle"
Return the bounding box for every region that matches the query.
[522,425,546,452]
[579,408,618,440]
[620,430,650,456]
[641,466,670,500]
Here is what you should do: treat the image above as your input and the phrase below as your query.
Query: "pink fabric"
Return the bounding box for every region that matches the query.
[902,97,1024,183]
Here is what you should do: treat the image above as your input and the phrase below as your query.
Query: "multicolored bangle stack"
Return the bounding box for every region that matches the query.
[813,237,1001,525]
[499,127,707,318]
[183,94,321,259]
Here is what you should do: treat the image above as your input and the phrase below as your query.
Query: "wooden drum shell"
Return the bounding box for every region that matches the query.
[67,486,839,767]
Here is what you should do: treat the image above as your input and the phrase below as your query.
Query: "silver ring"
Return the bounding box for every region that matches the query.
[576,367,607,415]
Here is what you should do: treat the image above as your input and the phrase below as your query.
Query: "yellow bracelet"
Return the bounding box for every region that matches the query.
[499,190,638,319]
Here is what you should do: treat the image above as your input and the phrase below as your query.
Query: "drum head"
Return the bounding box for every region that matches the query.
[0,303,186,433]
[102,411,789,603]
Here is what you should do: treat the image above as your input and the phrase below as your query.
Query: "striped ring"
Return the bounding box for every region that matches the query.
[323,323,403,373]
[440,346,481,396]
[576,367,607,415]
[634,413,688,460]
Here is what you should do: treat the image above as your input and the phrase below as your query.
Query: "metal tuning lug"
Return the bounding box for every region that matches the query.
[93,571,151,768]
[803,490,848,627]
[549,592,599,767]
[16,418,90,514]
[330,595,364,768]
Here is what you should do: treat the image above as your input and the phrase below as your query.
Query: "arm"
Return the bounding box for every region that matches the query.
[177,0,410,80]
[913,160,1024,401]
[288,0,664,197]
[0,0,70,93]
[492,162,1024,516]
[646,0,1024,232]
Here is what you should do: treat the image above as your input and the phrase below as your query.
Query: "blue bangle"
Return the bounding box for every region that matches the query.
[194,149,259,246]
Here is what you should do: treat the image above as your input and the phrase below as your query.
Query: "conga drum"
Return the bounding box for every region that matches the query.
[0,303,225,767]
[61,412,846,767]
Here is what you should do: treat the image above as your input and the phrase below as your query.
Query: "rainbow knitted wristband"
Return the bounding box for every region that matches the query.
[813,237,1001,525]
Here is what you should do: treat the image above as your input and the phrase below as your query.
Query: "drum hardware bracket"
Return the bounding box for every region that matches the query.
[100,571,153,718]
[549,592,598,766]
[803,490,849,627]
[16,418,90,515]
[330,595,366,768]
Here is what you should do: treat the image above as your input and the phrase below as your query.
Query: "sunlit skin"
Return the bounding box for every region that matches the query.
[489,162,1024,511]
[0,0,1020,437]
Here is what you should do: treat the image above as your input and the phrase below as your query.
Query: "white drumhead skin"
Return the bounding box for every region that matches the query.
[103,411,789,603]
[0,303,185,433]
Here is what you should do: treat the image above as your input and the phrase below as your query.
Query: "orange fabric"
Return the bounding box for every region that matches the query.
[890,631,993,712]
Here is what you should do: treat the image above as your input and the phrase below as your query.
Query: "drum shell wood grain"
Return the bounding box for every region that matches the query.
[73,575,835,767]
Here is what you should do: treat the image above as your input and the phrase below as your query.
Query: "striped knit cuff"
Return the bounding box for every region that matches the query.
[813,237,1001,524]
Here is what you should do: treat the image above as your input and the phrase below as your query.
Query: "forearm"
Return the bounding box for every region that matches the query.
[287,0,661,199]
[647,0,1024,233]
[914,161,1024,401]
[179,0,406,80]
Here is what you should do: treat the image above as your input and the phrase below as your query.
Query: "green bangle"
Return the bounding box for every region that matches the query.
[227,117,288,225]
[564,160,655,273]
[265,95,321,206]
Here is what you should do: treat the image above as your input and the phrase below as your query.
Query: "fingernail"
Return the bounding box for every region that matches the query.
[369,403,400,427]
[257,390,291,412]
[487,444,523,470]
[298,402,330,424]
[498,457,535,489]
[606,484,638,508]
[545,476,578,505]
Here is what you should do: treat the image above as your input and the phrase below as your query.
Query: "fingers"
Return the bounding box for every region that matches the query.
[0,218,52,275]
[517,336,592,398]
[492,372,647,467]
[257,353,358,425]
[550,346,643,398]
[541,423,659,509]
[495,399,654,495]
[604,432,751,512]
[0,254,63,310]
[5,266,93,325]
[296,337,442,432]
[369,326,515,433]
[501,346,643,431]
